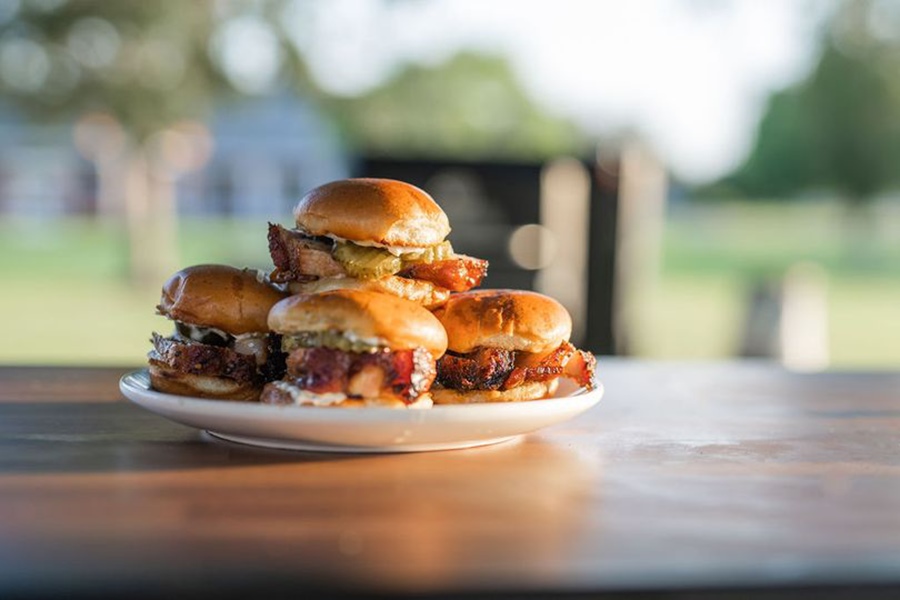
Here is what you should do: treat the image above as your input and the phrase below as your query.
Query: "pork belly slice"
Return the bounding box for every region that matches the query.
[267,223,345,283]
[398,255,488,292]
[149,333,259,384]
[266,346,436,404]
[436,342,596,392]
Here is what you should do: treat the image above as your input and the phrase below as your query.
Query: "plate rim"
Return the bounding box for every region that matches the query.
[118,368,603,452]
[119,368,603,422]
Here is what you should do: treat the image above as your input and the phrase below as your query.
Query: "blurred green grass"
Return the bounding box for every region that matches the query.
[2,202,898,368]
[0,216,276,365]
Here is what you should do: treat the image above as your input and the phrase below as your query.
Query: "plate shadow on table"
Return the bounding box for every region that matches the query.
[0,400,605,479]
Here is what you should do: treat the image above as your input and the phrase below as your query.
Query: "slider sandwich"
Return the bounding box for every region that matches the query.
[431,290,596,403]
[262,289,447,408]
[268,178,488,308]
[149,264,287,400]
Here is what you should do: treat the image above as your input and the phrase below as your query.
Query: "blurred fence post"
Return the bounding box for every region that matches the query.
[739,262,829,370]
[780,262,830,370]
[604,141,668,355]
[739,280,783,358]
[537,158,591,346]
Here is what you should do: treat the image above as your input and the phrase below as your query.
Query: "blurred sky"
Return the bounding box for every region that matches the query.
[0,0,835,182]
[279,0,833,182]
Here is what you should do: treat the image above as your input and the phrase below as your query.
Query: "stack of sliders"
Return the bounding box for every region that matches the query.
[148,178,596,406]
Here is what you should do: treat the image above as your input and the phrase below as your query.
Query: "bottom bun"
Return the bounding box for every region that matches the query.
[432,379,559,404]
[288,275,450,308]
[149,365,261,401]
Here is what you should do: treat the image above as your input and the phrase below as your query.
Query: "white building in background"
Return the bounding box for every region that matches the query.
[0,94,348,218]
[184,94,348,217]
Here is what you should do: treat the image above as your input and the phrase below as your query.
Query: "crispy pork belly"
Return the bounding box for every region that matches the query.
[264,346,437,404]
[436,342,596,392]
[435,347,515,391]
[267,223,345,283]
[149,333,258,384]
[503,342,596,390]
[561,347,597,390]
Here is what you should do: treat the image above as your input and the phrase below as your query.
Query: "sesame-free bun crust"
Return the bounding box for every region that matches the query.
[149,365,261,401]
[287,275,451,309]
[268,289,448,359]
[293,178,450,247]
[158,264,286,335]
[432,290,572,354]
[432,380,559,404]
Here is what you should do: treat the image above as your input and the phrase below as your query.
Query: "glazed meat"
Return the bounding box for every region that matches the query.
[149,333,258,384]
[398,255,488,292]
[263,346,437,404]
[436,342,596,391]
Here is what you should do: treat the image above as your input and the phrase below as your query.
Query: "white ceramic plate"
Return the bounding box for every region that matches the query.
[119,369,602,453]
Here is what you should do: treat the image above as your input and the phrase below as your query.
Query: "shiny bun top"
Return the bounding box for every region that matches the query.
[158,264,286,334]
[293,178,450,247]
[432,289,572,354]
[268,289,448,359]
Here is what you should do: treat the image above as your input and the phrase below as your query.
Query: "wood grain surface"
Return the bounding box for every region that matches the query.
[1,361,899,598]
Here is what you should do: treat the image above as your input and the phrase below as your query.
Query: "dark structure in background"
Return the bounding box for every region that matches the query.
[587,160,620,357]
[358,157,619,355]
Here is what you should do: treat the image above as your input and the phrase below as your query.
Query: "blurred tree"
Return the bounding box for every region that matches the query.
[0,0,305,285]
[0,1,211,285]
[1,2,219,137]
[723,0,900,206]
[330,52,588,161]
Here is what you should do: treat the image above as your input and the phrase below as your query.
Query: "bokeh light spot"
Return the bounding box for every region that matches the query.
[508,224,557,270]
[67,17,120,70]
[0,37,50,92]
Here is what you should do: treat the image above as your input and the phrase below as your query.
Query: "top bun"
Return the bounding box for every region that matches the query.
[158,265,286,334]
[293,178,450,247]
[268,289,448,359]
[432,289,572,355]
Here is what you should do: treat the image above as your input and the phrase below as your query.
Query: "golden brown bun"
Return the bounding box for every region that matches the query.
[293,178,450,247]
[149,365,261,401]
[287,275,451,309]
[158,264,286,335]
[432,290,572,354]
[268,289,448,359]
[432,380,559,404]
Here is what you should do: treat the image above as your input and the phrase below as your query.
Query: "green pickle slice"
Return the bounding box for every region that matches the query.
[333,244,402,279]
[403,241,454,264]
[282,330,381,353]
[332,240,455,279]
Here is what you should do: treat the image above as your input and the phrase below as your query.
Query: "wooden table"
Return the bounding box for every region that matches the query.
[2,361,899,599]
